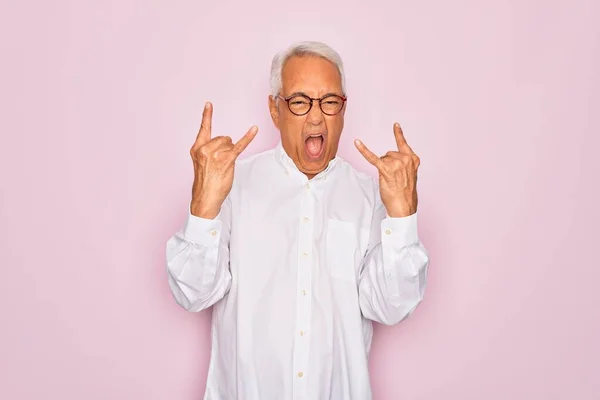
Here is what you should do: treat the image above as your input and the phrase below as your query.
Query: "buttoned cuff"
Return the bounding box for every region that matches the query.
[381,212,419,248]
[183,212,223,247]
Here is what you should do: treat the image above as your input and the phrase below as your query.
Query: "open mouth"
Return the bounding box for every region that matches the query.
[304,134,325,160]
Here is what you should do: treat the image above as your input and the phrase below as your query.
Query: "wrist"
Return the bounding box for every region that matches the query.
[385,204,416,218]
[190,201,221,219]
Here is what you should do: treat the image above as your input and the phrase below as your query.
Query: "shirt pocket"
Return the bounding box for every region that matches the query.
[325,219,362,283]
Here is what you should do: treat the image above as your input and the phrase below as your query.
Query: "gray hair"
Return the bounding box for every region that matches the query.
[269,41,346,98]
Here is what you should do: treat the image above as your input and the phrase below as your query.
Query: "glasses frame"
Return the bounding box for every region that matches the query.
[277,93,347,116]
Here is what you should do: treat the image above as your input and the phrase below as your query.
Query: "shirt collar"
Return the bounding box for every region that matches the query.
[275,140,339,182]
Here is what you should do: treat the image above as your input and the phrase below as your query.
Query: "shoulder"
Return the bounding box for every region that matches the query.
[334,156,378,197]
[230,146,279,188]
[329,156,381,217]
[235,146,277,170]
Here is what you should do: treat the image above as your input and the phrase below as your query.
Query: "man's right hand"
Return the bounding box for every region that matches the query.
[190,102,258,219]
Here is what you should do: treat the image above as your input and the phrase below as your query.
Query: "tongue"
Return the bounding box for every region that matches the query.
[305,136,323,158]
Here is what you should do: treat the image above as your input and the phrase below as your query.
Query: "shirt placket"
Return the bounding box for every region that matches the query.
[292,180,315,399]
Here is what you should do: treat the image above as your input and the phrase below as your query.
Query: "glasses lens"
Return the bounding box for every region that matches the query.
[287,95,311,115]
[320,95,344,115]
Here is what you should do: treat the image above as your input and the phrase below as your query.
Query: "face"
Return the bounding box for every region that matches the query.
[268,55,346,178]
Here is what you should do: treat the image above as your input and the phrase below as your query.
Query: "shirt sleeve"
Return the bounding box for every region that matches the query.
[358,189,430,325]
[165,197,232,312]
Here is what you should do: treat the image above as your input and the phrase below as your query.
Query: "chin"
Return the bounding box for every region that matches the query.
[300,151,330,173]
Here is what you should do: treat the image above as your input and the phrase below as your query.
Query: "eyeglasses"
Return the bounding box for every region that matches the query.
[277,93,347,116]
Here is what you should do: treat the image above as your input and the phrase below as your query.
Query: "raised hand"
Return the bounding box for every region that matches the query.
[190,102,258,218]
[354,123,420,218]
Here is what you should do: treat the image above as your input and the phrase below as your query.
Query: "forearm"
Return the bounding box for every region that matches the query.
[358,213,429,325]
[166,201,232,312]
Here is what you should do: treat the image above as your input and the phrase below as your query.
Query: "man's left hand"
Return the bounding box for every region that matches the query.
[355,123,420,218]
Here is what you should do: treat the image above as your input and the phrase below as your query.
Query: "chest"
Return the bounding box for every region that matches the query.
[229,182,373,283]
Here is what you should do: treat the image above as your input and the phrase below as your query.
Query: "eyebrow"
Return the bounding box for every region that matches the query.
[285,91,344,98]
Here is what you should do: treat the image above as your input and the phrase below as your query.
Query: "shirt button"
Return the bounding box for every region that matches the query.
[211,230,217,236]
[385,229,392,235]
[302,251,308,257]
[300,330,305,336]
[298,372,304,378]
[301,290,307,296]
[302,216,309,223]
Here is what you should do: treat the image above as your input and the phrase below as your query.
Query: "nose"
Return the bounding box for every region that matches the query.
[306,99,324,125]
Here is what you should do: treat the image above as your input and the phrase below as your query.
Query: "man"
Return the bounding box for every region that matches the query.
[166,41,429,400]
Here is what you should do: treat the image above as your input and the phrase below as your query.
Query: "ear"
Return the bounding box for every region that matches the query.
[268,95,280,130]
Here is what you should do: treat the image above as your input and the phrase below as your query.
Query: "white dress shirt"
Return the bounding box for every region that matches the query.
[166,142,429,400]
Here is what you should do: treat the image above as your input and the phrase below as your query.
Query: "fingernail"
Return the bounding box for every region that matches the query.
[394,122,399,127]
[354,139,362,145]
[205,102,210,109]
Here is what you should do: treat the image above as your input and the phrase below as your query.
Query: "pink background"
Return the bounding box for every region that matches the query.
[1,0,599,399]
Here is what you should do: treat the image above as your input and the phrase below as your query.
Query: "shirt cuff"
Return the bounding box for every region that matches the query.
[381,212,419,248]
[183,211,223,247]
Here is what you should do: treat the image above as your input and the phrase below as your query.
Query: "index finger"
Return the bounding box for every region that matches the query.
[393,122,414,154]
[354,139,384,170]
[232,125,259,156]
[195,102,213,145]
